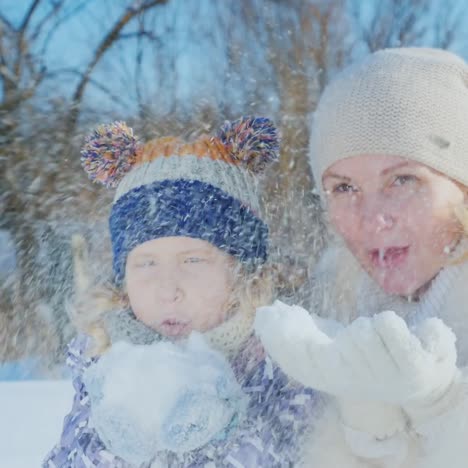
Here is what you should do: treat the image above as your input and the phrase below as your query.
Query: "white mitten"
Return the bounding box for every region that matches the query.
[83,333,246,465]
[400,318,462,426]
[338,398,410,464]
[255,301,458,407]
[408,370,468,468]
[254,300,343,393]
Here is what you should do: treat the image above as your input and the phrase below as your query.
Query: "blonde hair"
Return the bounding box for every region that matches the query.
[455,204,468,233]
[453,203,468,264]
[71,262,274,356]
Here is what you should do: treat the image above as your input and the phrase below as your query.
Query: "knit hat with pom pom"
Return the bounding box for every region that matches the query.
[81,117,279,283]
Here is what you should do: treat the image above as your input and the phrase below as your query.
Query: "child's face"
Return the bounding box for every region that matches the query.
[125,237,235,338]
[323,154,466,296]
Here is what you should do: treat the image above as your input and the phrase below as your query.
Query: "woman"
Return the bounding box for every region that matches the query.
[256,47,468,468]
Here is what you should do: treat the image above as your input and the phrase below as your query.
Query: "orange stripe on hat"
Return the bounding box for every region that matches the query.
[136,135,240,165]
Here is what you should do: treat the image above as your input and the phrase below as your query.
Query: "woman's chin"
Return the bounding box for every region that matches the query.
[372,271,420,297]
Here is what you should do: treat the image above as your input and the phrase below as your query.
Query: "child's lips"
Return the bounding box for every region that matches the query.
[159,319,191,337]
[369,246,410,269]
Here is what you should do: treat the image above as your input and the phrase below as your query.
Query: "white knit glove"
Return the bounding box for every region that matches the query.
[255,301,458,408]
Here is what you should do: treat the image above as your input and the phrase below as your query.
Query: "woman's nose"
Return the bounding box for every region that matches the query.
[361,198,396,234]
[375,213,395,231]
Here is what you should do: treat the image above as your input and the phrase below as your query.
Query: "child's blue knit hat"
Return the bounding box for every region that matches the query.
[80,117,279,284]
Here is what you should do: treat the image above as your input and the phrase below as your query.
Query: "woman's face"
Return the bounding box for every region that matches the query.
[323,155,466,296]
[125,237,235,338]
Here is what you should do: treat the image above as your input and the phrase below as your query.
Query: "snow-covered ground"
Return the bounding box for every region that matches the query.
[0,380,73,468]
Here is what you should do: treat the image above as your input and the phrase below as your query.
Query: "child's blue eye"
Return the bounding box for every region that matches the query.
[184,257,207,264]
[136,260,158,268]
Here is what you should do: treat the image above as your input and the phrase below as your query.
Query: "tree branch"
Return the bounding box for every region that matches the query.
[47,67,130,109]
[30,0,67,43]
[66,0,168,134]
[38,0,92,56]
[19,0,42,34]
[0,14,15,32]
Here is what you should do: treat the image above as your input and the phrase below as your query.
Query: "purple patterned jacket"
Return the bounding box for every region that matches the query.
[43,334,316,467]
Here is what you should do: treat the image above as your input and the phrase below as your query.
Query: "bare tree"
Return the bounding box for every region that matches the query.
[66,0,169,133]
[349,0,465,52]
[221,0,352,303]
[0,0,168,366]
[0,1,97,134]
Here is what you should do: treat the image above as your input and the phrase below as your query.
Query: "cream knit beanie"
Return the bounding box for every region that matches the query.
[309,47,468,191]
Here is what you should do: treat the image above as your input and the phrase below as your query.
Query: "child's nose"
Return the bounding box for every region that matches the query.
[155,274,183,303]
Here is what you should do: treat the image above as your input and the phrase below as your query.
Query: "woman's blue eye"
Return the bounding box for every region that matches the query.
[333,183,356,193]
[393,174,418,186]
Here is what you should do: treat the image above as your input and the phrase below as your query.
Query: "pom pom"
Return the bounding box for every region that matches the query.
[217,116,279,173]
[81,121,139,188]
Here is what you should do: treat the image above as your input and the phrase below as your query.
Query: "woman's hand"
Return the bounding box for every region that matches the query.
[255,301,458,406]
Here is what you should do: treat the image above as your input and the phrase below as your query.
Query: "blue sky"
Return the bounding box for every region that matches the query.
[3,0,468,119]
[2,0,247,116]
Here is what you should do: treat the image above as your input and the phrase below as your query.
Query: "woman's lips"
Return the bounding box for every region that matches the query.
[370,246,410,269]
[158,319,191,337]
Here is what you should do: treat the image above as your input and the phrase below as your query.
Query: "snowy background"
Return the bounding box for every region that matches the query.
[1,0,468,466]
[0,380,72,467]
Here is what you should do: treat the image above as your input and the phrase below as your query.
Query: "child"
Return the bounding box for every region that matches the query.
[255,48,468,467]
[44,117,315,467]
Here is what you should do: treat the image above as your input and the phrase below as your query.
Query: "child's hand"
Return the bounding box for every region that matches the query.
[255,301,458,407]
[83,334,246,464]
[158,334,247,453]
